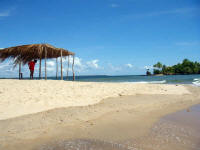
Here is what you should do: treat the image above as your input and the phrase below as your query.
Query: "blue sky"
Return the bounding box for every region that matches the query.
[0,0,200,77]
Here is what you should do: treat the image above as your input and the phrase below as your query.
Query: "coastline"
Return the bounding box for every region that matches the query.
[0,80,200,149]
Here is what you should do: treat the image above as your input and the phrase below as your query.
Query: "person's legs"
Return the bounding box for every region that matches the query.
[30,70,34,79]
[32,70,34,79]
[30,70,32,79]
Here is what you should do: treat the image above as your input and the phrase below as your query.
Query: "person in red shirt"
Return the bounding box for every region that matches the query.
[28,59,37,79]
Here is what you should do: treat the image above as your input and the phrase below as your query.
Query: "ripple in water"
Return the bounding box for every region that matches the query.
[193,78,200,87]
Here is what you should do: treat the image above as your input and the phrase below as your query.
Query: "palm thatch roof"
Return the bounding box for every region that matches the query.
[0,44,75,66]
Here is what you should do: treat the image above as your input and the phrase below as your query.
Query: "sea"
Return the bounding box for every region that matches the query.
[1,74,200,87]
[53,74,200,86]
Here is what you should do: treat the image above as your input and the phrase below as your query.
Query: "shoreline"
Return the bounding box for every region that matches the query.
[0,84,200,149]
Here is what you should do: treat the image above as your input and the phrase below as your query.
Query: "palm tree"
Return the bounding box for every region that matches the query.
[153,62,163,69]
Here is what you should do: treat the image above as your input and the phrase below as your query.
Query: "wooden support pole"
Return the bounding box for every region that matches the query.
[72,55,75,81]
[60,49,63,80]
[56,58,58,79]
[19,60,21,79]
[66,55,69,80]
[45,47,47,80]
[39,58,42,79]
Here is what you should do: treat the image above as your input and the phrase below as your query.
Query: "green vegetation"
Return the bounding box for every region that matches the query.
[146,69,151,76]
[153,59,200,75]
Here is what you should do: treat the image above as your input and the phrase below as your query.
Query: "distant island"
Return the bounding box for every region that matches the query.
[146,59,200,75]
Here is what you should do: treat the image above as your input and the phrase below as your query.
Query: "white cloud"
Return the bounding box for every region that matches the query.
[5,67,15,72]
[52,57,101,73]
[0,7,16,18]
[123,7,198,19]
[0,64,9,69]
[144,66,153,70]
[108,63,122,72]
[63,56,87,73]
[145,8,197,17]
[86,59,99,69]
[0,62,13,69]
[0,10,10,17]
[125,63,133,68]
[111,4,119,8]
[46,67,54,71]
[47,61,55,67]
[0,57,144,77]
[74,57,83,67]
[63,56,83,67]
[175,41,200,46]
[73,57,86,72]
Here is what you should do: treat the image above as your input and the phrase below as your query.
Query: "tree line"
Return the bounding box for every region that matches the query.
[148,59,200,75]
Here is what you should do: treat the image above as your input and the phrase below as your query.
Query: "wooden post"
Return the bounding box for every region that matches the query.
[72,55,75,81]
[60,49,63,80]
[66,55,69,80]
[39,46,43,79]
[39,58,42,79]
[19,60,21,79]
[56,58,58,79]
[45,47,47,80]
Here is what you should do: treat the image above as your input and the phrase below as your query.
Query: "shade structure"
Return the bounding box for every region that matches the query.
[0,43,74,65]
[0,43,75,80]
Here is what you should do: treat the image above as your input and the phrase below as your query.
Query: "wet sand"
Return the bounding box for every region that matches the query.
[163,104,200,132]
[31,104,200,150]
[0,85,200,150]
[125,104,200,150]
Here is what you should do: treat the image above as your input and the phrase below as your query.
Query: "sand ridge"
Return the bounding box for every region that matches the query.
[0,79,190,120]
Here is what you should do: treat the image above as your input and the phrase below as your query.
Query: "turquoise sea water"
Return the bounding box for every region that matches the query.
[1,74,200,86]
[59,74,200,86]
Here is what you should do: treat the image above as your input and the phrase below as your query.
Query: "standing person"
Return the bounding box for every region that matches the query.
[28,59,37,79]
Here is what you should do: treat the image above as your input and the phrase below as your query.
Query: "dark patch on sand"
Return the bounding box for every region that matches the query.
[34,139,137,150]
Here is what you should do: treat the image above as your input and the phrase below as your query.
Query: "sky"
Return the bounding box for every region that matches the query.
[0,0,200,77]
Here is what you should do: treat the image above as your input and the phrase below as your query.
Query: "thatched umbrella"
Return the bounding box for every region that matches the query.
[0,44,75,80]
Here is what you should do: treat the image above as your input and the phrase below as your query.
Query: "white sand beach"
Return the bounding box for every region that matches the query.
[0,80,200,150]
[0,79,190,120]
